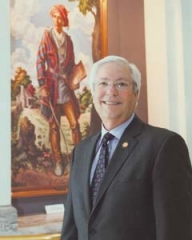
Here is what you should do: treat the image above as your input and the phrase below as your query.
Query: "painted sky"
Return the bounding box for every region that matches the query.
[10,0,94,88]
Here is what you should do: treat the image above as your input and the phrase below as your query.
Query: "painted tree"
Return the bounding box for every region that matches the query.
[69,0,102,62]
[11,67,32,100]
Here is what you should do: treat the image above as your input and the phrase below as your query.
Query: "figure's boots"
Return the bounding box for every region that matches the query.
[50,125,64,177]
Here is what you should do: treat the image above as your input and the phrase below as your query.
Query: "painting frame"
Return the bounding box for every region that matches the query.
[11,0,108,199]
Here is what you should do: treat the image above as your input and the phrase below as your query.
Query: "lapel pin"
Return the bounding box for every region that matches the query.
[122,142,129,148]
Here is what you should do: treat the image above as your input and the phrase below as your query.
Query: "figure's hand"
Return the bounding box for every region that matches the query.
[39,86,50,101]
[70,82,80,90]
[40,87,49,97]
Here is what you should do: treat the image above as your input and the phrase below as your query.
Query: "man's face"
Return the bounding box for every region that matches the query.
[93,62,139,130]
[51,11,64,32]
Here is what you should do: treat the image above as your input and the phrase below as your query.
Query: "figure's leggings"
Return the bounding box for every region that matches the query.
[49,101,81,162]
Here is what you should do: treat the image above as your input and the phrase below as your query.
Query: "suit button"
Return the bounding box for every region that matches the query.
[90,228,96,235]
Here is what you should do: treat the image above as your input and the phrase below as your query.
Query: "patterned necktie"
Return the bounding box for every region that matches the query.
[90,132,114,207]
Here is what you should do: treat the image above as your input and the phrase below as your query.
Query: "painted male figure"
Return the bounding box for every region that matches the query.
[37,5,82,176]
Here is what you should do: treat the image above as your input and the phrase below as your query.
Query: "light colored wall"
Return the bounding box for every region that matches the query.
[144,0,192,159]
[0,1,11,205]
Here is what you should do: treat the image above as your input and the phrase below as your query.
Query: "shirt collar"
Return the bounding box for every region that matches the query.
[101,113,135,140]
[53,27,65,39]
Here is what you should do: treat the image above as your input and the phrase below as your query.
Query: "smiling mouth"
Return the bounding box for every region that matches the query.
[102,101,121,105]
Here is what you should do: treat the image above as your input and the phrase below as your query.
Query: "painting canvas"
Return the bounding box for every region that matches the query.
[11,0,107,197]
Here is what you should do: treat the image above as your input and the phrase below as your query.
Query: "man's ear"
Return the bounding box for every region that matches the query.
[134,90,139,97]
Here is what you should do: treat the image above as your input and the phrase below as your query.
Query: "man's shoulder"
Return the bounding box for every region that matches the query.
[65,32,73,44]
[141,121,185,147]
[133,115,181,141]
[40,28,52,40]
[145,122,178,136]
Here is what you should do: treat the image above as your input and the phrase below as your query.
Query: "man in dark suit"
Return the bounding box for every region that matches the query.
[61,55,192,240]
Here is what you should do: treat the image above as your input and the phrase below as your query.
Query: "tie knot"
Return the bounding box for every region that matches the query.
[102,132,114,146]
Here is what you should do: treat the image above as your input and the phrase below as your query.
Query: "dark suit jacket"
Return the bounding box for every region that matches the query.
[61,115,192,240]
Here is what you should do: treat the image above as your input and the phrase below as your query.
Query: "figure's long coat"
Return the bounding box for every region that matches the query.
[36,29,80,122]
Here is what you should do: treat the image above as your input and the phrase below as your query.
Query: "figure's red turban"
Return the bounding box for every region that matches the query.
[50,5,69,27]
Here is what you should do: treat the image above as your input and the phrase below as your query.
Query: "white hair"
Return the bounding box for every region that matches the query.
[89,55,141,95]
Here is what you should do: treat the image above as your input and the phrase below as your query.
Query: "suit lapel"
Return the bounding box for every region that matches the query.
[91,116,143,213]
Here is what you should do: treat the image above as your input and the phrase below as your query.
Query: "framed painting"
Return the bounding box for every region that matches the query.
[11,0,107,198]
